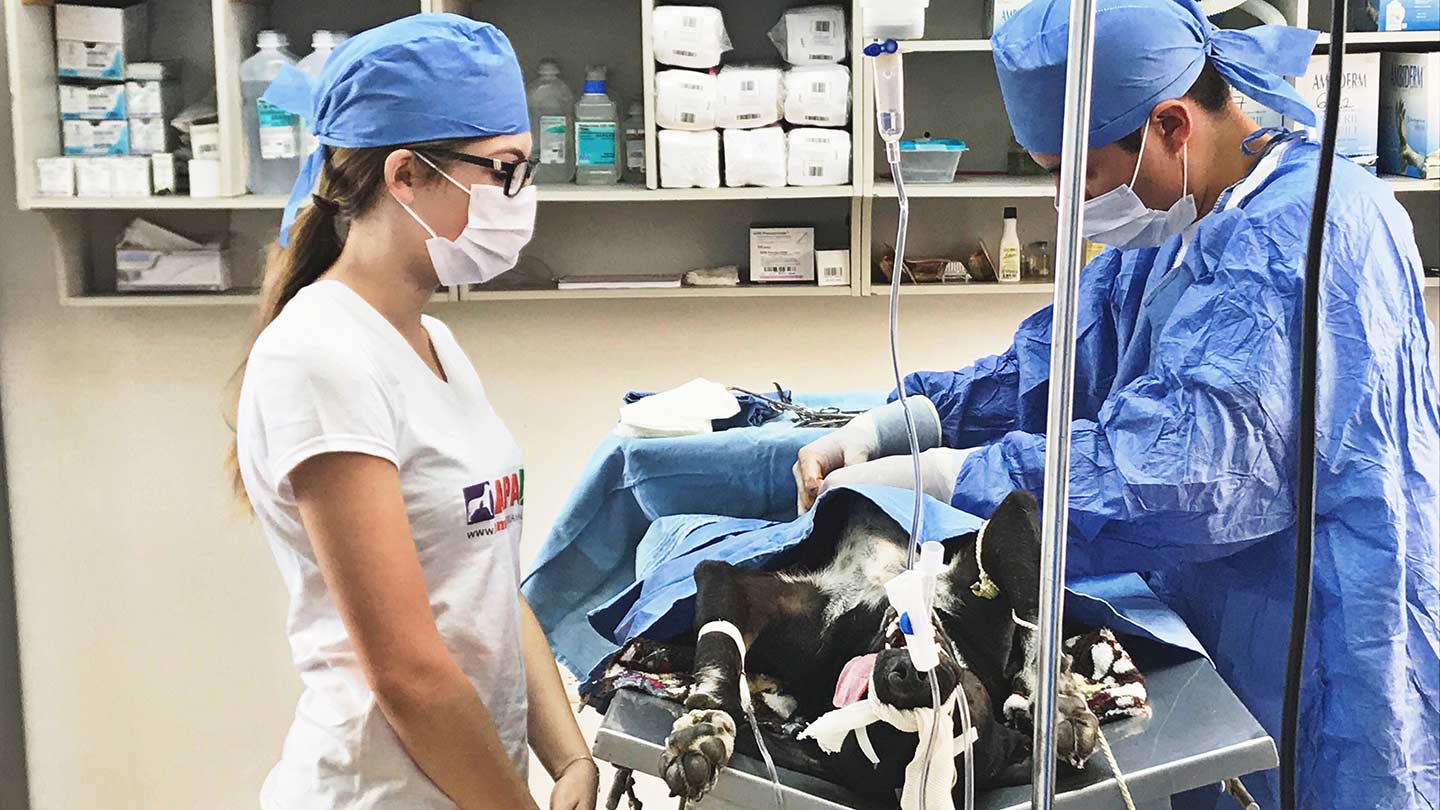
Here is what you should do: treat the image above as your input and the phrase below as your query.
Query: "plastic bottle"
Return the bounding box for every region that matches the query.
[241,31,301,195]
[528,59,577,183]
[296,30,349,157]
[623,100,646,184]
[999,206,1021,283]
[575,66,621,185]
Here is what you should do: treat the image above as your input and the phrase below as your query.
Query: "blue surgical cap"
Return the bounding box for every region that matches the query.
[992,0,1318,154]
[263,14,529,246]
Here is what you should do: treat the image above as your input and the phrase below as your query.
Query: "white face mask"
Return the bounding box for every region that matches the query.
[1082,120,1197,250]
[395,153,537,286]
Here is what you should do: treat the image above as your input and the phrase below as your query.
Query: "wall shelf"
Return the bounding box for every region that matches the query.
[1314,30,1440,48]
[874,282,1056,296]
[461,285,856,302]
[898,39,992,53]
[872,176,1054,198]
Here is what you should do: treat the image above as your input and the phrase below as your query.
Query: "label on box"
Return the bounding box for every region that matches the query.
[750,227,816,282]
[1304,53,1381,159]
[191,123,221,160]
[1380,52,1439,178]
[36,158,76,196]
[129,118,169,155]
[60,84,126,120]
[816,249,850,286]
[540,114,568,164]
[576,122,617,167]
[1368,0,1440,29]
[63,120,130,156]
[257,99,299,159]
[991,0,1035,34]
[57,41,125,81]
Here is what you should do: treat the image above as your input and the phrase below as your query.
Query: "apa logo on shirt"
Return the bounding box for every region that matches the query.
[463,469,524,537]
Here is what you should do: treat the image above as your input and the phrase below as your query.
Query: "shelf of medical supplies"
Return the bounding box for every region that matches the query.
[1387,177,1440,192]
[873,282,1056,296]
[897,39,993,53]
[1427,277,1440,289]
[871,176,1055,198]
[1314,31,1440,49]
[22,194,291,211]
[461,285,857,302]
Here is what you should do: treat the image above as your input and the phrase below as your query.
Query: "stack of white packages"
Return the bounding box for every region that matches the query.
[785,64,851,127]
[768,5,848,65]
[715,66,785,129]
[653,6,731,69]
[660,129,721,188]
[724,127,788,188]
[655,70,718,131]
[788,128,851,185]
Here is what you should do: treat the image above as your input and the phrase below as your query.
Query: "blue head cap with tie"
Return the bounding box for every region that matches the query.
[991,0,1319,154]
[263,14,529,246]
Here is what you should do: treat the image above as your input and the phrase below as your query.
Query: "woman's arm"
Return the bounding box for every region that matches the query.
[519,598,598,810]
[291,452,539,810]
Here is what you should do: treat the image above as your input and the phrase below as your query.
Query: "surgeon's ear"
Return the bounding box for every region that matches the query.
[384,149,422,205]
[1152,100,1193,156]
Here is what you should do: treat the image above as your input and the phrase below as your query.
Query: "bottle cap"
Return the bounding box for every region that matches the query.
[538,58,562,77]
[1004,206,1018,218]
[258,30,288,50]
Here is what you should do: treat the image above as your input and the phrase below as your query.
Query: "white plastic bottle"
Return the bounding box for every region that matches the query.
[575,66,621,185]
[296,30,349,157]
[999,206,1021,283]
[623,100,646,184]
[528,59,577,184]
[241,31,301,195]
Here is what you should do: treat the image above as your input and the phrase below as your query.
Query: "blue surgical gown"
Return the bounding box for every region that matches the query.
[901,133,1440,810]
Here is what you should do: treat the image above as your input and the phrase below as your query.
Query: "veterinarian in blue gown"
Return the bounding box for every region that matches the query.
[795,0,1440,807]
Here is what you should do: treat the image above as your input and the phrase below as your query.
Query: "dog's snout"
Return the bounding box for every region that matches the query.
[873,649,933,709]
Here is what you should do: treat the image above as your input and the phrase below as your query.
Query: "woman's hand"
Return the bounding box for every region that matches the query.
[549,758,599,810]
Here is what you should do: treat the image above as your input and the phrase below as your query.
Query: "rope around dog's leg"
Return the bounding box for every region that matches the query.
[1096,728,1138,810]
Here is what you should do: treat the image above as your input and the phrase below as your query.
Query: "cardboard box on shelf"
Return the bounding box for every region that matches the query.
[128,117,173,155]
[750,227,816,282]
[116,219,233,292]
[55,3,147,81]
[1301,52,1381,170]
[59,83,126,120]
[1353,0,1440,31]
[62,119,130,156]
[150,153,188,195]
[1380,52,1439,179]
[125,79,181,119]
[816,249,851,286]
[36,158,77,197]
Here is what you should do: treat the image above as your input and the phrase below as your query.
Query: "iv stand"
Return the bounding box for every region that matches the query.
[1030,0,1100,805]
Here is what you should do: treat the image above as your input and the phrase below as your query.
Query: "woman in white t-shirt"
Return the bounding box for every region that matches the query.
[228,16,596,810]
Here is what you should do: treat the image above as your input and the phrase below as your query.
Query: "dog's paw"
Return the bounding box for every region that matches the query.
[1054,675,1099,769]
[660,708,736,802]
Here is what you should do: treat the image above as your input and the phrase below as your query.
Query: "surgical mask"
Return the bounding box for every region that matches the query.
[395,154,537,286]
[1081,121,1197,250]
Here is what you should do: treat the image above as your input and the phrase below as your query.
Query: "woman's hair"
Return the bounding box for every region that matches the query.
[1115,60,1233,153]
[224,139,471,503]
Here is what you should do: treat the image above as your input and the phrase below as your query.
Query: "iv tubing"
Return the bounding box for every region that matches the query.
[1030,0,1100,804]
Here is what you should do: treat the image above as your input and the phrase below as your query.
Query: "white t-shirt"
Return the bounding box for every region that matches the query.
[237,280,528,810]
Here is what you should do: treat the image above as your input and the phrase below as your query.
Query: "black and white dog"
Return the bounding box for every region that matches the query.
[660,488,1101,805]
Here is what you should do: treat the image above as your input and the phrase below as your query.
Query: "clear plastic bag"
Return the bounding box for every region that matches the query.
[715,66,785,129]
[784,65,851,127]
[653,6,732,69]
[768,5,848,65]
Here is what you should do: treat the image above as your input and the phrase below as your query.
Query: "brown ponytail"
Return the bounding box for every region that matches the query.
[225,139,474,504]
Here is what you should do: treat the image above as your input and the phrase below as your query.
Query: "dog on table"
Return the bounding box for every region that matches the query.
[660,488,1100,805]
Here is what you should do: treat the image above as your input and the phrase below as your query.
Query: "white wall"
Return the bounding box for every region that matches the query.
[0,22,1052,810]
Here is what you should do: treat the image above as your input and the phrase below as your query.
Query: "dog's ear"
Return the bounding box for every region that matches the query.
[990,489,1041,539]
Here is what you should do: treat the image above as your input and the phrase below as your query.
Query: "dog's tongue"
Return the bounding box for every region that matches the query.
[833,653,878,708]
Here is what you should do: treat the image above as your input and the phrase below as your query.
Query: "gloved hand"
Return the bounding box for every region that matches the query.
[813,447,974,508]
[794,397,943,512]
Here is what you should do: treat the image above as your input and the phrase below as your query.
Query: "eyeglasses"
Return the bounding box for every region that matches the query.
[423,148,539,197]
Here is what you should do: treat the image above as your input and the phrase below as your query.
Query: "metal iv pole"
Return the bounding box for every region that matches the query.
[1030,0,1100,805]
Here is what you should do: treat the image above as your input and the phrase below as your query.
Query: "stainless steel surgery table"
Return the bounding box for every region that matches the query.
[593,641,1276,810]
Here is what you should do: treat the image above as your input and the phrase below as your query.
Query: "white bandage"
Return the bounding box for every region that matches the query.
[698,620,751,712]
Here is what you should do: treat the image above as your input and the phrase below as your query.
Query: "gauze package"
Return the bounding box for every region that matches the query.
[769,5,848,65]
[1379,52,1440,179]
[787,127,851,185]
[785,65,852,126]
[724,126,788,187]
[659,129,721,188]
[655,69,719,131]
[715,66,785,129]
[653,6,732,69]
